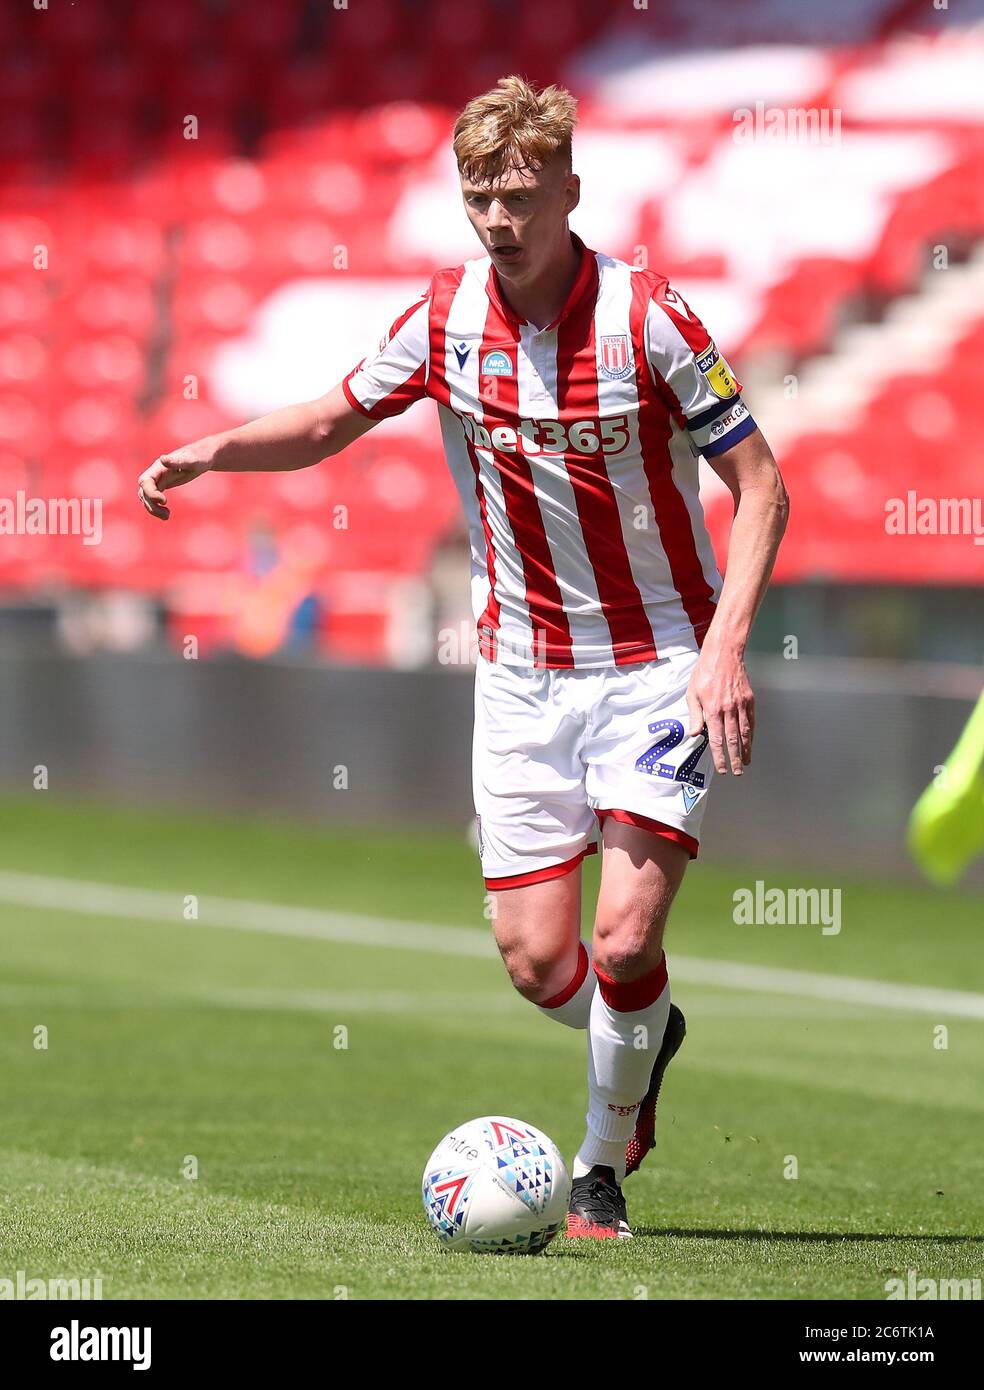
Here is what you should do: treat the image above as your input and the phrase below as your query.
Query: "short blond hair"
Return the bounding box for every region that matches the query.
[452,74,578,185]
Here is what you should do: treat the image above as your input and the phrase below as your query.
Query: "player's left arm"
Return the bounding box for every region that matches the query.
[687,426,789,776]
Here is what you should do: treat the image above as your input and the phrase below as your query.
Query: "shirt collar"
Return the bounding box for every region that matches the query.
[486,231,597,334]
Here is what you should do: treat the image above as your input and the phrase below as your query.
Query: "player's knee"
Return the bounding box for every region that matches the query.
[494,930,571,1002]
[593,896,668,979]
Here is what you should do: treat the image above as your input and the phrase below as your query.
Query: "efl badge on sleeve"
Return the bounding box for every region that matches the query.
[695,343,738,399]
[599,334,633,381]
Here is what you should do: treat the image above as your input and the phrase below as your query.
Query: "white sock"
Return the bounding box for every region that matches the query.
[575,956,671,1182]
[535,940,595,1030]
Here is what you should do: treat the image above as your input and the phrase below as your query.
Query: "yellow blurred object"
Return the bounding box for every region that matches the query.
[908,690,984,887]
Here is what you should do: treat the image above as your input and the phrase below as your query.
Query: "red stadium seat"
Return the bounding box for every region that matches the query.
[38,0,114,53]
[254,217,343,274]
[54,394,138,456]
[257,55,346,128]
[178,217,259,276]
[0,108,48,163]
[64,55,147,113]
[68,278,158,341]
[52,335,147,397]
[421,0,499,49]
[131,1,212,53]
[185,159,270,218]
[869,156,984,294]
[142,397,236,454]
[0,332,46,393]
[0,275,51,334]
[73,217,167,281]
[745,259,866,356]
[0,48,49,107]
[220,0,301,57]
[0,214,53,274]
[0,391,51,456]
[324,0,403,50]
[352,103,448,164]
[170,274,264,336]
[0,6,25,49]
[159,55,254,124]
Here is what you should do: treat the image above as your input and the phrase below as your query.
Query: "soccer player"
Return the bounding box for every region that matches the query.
[138,76,789,1239]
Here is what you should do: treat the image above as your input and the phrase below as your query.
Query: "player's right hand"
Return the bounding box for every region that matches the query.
[137,444,215,521]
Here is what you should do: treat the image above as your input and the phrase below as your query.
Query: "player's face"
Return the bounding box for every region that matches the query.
[459,160,579,286]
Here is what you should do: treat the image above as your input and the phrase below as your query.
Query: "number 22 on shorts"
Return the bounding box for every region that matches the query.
[634,718,709,788]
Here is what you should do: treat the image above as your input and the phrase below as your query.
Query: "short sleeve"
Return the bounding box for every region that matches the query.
[644,283,757,458]
[341,287,431,420]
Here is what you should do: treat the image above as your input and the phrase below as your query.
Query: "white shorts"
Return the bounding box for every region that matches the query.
[472,649,714,889]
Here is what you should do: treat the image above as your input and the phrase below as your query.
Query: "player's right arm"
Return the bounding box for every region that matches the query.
[137,285,432,520]
[136,384,375,521]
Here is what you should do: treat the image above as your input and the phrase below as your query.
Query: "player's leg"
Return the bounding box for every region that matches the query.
[473,656,599,1026]
[488,864,596,1027]
[567,651,712,1237]
[566,822,689,1237]
[584,819,688,1172]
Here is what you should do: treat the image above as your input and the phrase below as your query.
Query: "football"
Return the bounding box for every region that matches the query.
[421,1116,571,1254]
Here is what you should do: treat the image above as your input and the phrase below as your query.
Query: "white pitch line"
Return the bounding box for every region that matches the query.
[668,955,984,1021]
[0,869,495,959]
[2,869,984,1021]
[0,983,520,1016]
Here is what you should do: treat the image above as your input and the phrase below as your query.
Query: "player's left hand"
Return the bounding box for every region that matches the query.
[686,643,754,776]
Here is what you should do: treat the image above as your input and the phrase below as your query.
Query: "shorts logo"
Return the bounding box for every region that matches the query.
[599,334,633,381]
[696,343,738,399]
[681,784,702,813]
[481,349,513,377]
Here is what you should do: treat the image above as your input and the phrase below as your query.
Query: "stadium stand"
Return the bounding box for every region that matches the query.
[2,0,983,660]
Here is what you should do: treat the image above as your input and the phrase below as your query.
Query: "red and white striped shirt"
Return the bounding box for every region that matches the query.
[342,233,756,668]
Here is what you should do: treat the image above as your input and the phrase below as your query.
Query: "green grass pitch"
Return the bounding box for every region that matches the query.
[1,794,982,1300]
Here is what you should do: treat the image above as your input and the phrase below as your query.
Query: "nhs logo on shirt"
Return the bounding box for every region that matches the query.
[599,334,634,381]
[480,349,513,377]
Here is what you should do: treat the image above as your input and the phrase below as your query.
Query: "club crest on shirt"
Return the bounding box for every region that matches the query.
[599,333,633,381]
[481,349,513,377]
[696,343,738,399]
